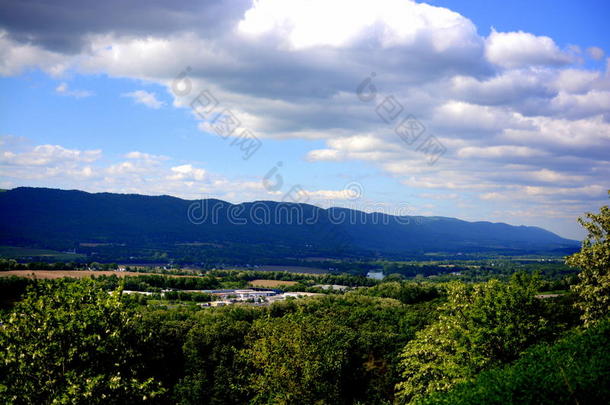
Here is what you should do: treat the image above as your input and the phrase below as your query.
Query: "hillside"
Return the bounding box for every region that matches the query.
[0,187,578,261]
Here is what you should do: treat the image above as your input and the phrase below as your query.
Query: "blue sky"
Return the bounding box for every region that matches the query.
[1,0,609,239]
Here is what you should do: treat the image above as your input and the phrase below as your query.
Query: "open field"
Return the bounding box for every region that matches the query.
[249,279,298,288]
[235,265,328,274]
[0,245,86,260]
[0,270,190,279]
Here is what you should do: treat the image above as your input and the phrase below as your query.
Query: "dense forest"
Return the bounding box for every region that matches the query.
[0,196,609,404]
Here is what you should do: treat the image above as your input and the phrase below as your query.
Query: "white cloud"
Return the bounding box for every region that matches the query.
[432,101,529,134]
[305,189,356,200]
[55,82,93,98]
[457,145,546,159]
[480,192,508,201]
[502,114,610,149]
[106,161,148,175]
[0,138,286,201]
[306,149,344,162]
[238,0,480,52]
[546,90,610,119]
[418,192,459,200]
[485,29,573,68]
[168,164,206,181]
[0,1,608,238]
[450,69,555,105]
[553,69,600,94]
[0,31,68,76]
[0,138,103,182]
[527,169,584,183]
[0,143,101,166]
[122,90,165,109]
[587,46,605,60]
[124,151,168,162]
[522,184,606,198]
[327,135,399,153]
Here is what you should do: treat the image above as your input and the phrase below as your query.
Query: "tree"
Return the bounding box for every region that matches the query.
[395,274,550,404]
[566,191,610,326]
[244,313,355,404]
[176,310,257,404]
[416,318,610,405]
[0,279,164,404]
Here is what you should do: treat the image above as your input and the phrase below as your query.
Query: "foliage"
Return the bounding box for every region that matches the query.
[352,281,440,304]
[566,191,610,325]
[0,279,164,404]
[0,267,598,404]
[0,259,84,271]
[416,318,610,405]
[163,291,213,302]
[395,274,552,404]
[209,269,379,287]
[175,307,261,404]
[95,274,221,292]
[0,276,33,310]
[244,314,354,404]
[173,294,433,404]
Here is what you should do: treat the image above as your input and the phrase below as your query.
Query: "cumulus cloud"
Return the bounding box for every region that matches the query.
[553,69,600,94]
[0,137,101,182]
[0,143,101,166]
[238,0,481,52]
[124,151,168,162]
[527,169,585,184]
[168,164,206,181]
[122,90,165,109]
[305,189,358,200]
[0,31,68,76]
[0,0,608,237]
[55,82,93,98]
[450,69,556,106]
[587,46,605,60]
[0,138,300,202]
[306,149,344,162]
[457,145,546,159]
[0,0,251,53]
[485,29,573,68]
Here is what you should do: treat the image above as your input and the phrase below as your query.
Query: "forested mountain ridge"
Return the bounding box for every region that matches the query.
[0,187,578,259]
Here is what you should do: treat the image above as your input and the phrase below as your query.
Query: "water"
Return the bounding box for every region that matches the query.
[366,271,384,280]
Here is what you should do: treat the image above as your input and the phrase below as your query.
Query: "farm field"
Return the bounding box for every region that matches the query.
[235,265,328,274]
[249,279,298,288]
[0,270,188,279]
[0,245,86,260]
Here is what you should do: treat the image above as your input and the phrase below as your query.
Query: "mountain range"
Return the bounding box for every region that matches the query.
[0,187,579,262]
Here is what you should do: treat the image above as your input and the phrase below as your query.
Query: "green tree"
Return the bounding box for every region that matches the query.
[177,309,258,404]
[353,281,439,304]
[416,319,610,405]
[0,279,164,404]
[244,313,355,404]
[395,274,550,404]
[566,191,610,326]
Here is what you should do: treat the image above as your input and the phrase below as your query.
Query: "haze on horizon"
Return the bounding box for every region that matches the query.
[1,0,609,240]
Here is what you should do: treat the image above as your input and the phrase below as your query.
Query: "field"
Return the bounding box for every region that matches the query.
[0,270,185,279]
[235,265,328,274]
[0,245,86,260]
[249,279,298,288]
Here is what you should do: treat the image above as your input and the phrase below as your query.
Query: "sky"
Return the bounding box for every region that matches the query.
[0,0,609,240]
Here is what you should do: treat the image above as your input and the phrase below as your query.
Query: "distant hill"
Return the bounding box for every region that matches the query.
[0,187,579,262]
